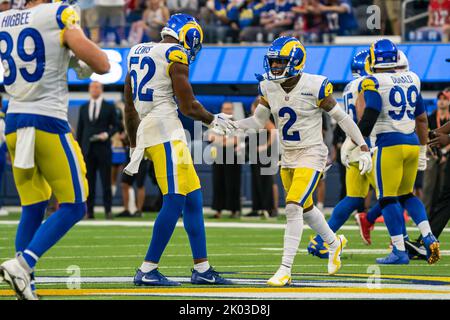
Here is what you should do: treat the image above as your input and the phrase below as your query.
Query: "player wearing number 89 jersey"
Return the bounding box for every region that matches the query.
[0,0,109,300]
[357,39,440,265]
[236,37,372,286]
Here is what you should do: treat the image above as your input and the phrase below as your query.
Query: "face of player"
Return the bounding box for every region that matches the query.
[269,58,288,77]
[89,81,104,100]
[221,102,234,116]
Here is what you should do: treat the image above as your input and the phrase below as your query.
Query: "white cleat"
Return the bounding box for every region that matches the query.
[328,235,347,275]
[0,258,37,300]
[267,266,292,287]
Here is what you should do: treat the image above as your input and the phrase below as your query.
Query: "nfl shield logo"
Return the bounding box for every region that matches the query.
[285,96,289,101]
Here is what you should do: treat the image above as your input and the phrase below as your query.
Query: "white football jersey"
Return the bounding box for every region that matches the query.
[342,78,362,123]
[359,71,421,137]
[259,72,331,150]
[127,42,189,146]
[259,73,332,170]
[0,3,79,121]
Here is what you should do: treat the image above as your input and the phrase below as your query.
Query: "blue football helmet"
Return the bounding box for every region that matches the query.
[161,13,203,63]
[369,38,399,70]
[351,50,371,79]
[263,36,306,83]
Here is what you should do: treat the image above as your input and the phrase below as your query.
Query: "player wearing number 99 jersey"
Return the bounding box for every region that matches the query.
[356,39,440,265]
[0,0,109,300]
[123,13,234,287]
[236,37,372,286]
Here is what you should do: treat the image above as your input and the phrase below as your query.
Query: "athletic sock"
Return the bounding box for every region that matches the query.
[24,203,86,269]
[281,203,303,269]
[304,206,337,248]
[140,262,158,273]
[193,261,210,273]
[392,235,406,251]
[401,196,431,237]
[15,201,48,253]
[367,202,381,225]
[327,197,364,232]
[145,194,185,262]
[183,189,207,259]
[381,199,405,252]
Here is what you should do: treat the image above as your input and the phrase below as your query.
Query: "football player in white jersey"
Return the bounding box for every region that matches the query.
[0,0,109,300]
[350,39,440,265]
[307,50,376,258]
[123,14,235,286]
[235,37,372,286]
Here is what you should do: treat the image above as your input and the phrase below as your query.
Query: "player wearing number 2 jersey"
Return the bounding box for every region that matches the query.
[236,37,372,286]
[355,39,440,265]
[123,13,235,287]
[0,0,109,300]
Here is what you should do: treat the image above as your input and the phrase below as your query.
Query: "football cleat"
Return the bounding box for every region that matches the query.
[134,268,181,286]
[355,212,374,245]
[267,266,292,287]
[405,239,427,261]
[0,258,37,300]
[191,267,233,285]
[307,235,329,259]
[328,235,347,275]
[376,246,409,265]
[422,233,441,265]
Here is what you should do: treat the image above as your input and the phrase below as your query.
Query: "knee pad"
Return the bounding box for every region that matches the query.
[285,203,303,222]
[398,193,414,205]
[379,197,398,209]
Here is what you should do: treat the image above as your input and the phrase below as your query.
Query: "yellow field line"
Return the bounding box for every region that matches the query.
[1,287,450,297]
[242,272,450,283]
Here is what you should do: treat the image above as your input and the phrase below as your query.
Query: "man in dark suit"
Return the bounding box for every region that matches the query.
[77,81,118,219]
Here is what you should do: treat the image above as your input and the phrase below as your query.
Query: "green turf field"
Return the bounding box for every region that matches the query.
[1,212,450,300]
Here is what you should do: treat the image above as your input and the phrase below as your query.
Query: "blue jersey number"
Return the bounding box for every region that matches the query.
[279,107,301,141]
[129,56,156,102]
[388,85,418,121]
[343,92,357,123]
[0,28,45,85]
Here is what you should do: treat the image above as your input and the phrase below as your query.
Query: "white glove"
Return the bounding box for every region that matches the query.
[418,145,428,171]
[69,53,93,80]
[359,150,373,175]
[340,137,357,168]
[208,113,238,135]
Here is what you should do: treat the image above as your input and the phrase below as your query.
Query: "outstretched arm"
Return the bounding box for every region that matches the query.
[235,97,271,130]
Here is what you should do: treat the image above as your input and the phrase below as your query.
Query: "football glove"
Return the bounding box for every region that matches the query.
[69,53,93,80]
[207,113,238,135]
[359,150,373,175]
[418,145,427,171]
[340,137,357,168]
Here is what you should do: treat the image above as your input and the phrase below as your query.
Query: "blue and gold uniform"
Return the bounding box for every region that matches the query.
[1,3,87,206]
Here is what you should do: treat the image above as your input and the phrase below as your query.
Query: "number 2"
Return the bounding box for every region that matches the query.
[0,28,45,85]
[129,56,155,102]
[279,107,301,141]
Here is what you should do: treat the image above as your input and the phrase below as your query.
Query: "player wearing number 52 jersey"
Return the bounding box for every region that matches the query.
[355,39,440,265]
[0,0,110,300]
[236,37,372,286]
[123,14,235,286]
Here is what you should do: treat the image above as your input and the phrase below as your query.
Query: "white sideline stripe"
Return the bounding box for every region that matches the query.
[0,220,448,233]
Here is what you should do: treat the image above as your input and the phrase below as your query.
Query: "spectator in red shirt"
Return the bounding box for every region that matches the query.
[428,0,450,41]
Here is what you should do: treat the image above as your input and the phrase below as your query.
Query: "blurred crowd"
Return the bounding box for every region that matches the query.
[72,0,450,46]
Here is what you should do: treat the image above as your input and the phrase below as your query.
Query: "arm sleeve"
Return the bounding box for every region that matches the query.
[327,103,367,147]
[358,107,380,137]
[236,104,271,130]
